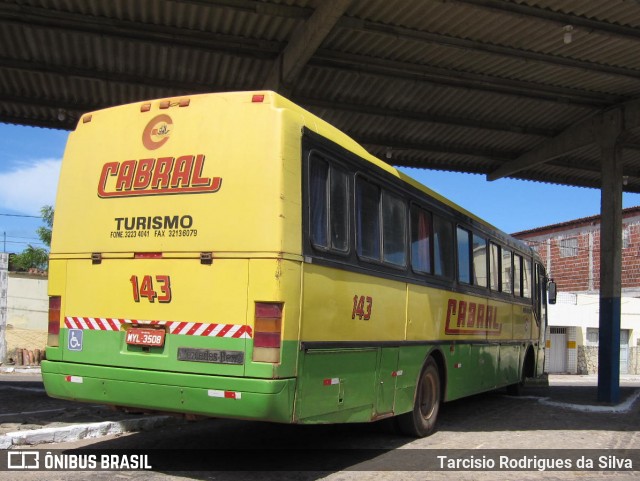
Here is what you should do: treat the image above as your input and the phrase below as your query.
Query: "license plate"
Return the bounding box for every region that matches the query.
[125,327,166,347]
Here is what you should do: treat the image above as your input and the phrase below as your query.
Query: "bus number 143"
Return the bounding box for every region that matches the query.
[352,295,373,321]
[130,275,172,303]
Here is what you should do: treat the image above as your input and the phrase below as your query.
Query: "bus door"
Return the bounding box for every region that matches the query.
[534,263,547,375]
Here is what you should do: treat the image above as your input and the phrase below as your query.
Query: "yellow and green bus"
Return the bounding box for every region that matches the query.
[42,91,552,437]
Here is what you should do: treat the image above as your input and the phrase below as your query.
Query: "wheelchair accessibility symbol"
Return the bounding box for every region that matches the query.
[68,329,83,351]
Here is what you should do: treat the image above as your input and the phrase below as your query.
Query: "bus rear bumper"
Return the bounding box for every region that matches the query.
[41,360,296,423]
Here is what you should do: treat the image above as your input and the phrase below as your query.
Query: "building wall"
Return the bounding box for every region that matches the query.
[517,211,640,296]
[515,209,640,376]
[546,293,640,374]
[5,273,48,363]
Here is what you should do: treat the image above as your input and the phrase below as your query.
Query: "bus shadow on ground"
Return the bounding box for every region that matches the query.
[79,384,640,480]
[85,418,409,480]
[436,384,640,433]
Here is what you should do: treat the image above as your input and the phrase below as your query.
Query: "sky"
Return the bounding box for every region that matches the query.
[1,122,640,254]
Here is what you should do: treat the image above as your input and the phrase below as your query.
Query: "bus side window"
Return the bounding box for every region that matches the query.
[522,257,532,298]
[513,253,523,297]
[410,206,432,274]
[382,192,407,266]
[433,215,454,278]
[309,155,349,253]
[472,234,487,287]
[534,263,543,323]
[309,157,329,248]
[489,242,500,291]
[457,227,471,284]
[356,177,381,260]
[502,248,512,294]
[329,168,349,251]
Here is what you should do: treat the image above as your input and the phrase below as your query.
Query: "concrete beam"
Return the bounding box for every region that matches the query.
[488,99,640,183]
[263,0,352,93]
[622,98,640,132]
[487,114,599,181]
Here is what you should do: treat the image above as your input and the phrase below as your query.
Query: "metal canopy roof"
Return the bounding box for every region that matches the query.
[3,0,640,191]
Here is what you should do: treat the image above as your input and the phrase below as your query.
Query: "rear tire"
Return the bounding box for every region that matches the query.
[506,372,525,396]
[507,350,532,396]
[397,357,441,437]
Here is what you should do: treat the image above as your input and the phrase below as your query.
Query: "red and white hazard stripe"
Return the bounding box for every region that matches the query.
[64,316,252,339]
[208,389,242,399]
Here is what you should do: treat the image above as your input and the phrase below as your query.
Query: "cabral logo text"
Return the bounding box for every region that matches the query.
[444,298,501,335]
[97,155,222,198]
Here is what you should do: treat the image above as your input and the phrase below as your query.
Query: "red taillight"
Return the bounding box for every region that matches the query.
[252,94,265,103]
[48,296,61,347]
[254,331,281,348]
[134,252,163,259]
[253,302,283,363]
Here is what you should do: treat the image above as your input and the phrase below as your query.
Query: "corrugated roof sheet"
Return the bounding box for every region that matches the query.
[2,0,640,191]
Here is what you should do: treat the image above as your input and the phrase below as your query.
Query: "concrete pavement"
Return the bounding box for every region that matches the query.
[1,368,639,449]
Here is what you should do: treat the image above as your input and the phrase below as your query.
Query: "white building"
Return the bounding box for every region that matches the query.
[545,293,639,374]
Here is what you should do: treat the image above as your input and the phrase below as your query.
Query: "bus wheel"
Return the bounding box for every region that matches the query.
[506,371,525,396]
[397,356,441,437]
[507,350,532,396]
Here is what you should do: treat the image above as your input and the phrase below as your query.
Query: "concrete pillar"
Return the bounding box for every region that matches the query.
[598,110,623,403]
[567,326,578,374]
[588,231,594,292]
[0,252,7,363]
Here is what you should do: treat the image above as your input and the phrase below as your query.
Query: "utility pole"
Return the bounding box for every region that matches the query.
[0,253,7,363]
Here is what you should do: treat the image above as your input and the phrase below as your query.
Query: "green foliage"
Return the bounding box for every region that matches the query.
[12,205,53,272]
[10,245,49,271]
[37,205,54,247]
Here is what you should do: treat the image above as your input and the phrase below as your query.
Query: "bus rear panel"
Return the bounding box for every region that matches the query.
[43,92,302,422]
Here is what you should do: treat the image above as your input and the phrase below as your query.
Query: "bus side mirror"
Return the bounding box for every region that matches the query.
[548,280,557,305]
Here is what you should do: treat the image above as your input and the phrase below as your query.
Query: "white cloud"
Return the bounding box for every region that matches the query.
[0,159,61,215]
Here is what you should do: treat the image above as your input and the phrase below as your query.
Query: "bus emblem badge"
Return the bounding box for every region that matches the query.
[142,114,172,150]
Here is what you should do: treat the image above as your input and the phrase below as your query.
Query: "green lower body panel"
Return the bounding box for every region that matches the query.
[41,360,296,423]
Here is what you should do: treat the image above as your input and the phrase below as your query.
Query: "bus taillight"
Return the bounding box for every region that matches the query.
[253,302,283,363]
[48,296,61,347]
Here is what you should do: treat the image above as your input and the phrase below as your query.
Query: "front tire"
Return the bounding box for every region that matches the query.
[397,357,441,437]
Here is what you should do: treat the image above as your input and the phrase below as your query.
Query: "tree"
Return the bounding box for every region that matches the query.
[37,205,54,247]
[10,245,49,271]
[11,205,53,272]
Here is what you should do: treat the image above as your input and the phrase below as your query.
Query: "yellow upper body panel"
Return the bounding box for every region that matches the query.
[51,90,506,258]
[53,92,291,255]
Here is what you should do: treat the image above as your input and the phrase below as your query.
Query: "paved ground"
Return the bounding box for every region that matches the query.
[0,367,184,448]
[0,370,639,479]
